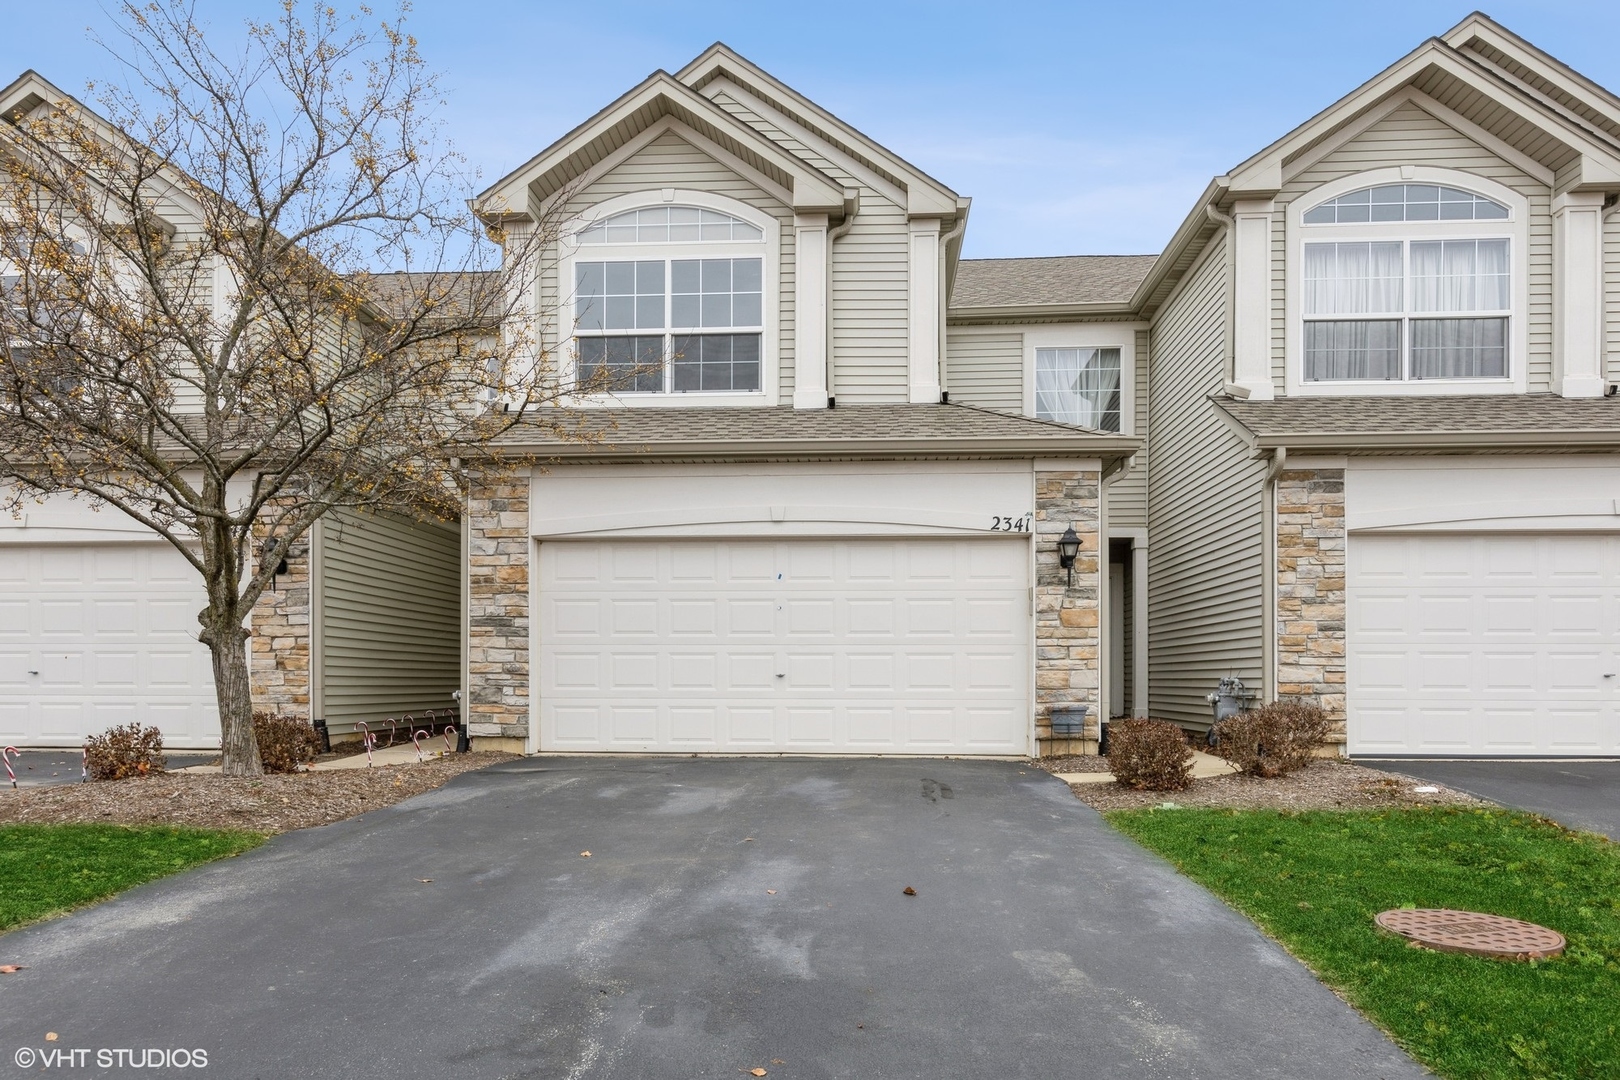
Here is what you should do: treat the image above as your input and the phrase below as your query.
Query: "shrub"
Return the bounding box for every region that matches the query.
[252,712,322,774]
[1210,699,1332,778]
[1106,719,1194,791]
[84,723,167,781]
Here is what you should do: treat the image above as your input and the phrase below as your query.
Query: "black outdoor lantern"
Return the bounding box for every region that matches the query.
[1057,525,1081,588]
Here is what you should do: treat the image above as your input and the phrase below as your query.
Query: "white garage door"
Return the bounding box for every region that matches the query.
[538,538,1030,755]
[0,544,218,748]
[1348,533,1620,756]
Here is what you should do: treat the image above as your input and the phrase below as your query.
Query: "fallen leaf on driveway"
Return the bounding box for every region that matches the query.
[749,1070,768,1077]
[742,837,754,842]
[417,878,433,884]
[766,890,776,895]
[902,886,916,896]
[580,851,592,858]
[0,965,23,974]
[771,1060,785,1065]
[45,1034,57,1042]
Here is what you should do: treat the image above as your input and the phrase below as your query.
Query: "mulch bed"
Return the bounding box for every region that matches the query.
[0,753,518,834]
[1031,755,1489,812]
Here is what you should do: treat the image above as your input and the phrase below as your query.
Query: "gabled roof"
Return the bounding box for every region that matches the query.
[949,255,1156,320]
[482,403,1139,462]
[1131,13,1620,320]
[473,69,849,222]
[676,43,964,220]
[1216,394,1620,453]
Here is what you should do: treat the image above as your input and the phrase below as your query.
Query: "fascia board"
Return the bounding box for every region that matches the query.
[1128,177,1226,314]
[477,434,1142,463]
[675,44,961,215]
[1445,16,1620,134]
[946,301,1140,323]
[475,72,845,215]
[1245,430,1620,452]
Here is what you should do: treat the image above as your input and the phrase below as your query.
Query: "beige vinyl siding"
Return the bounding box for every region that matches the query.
[317,509,461,735]
[1147,235,1267,724]
[943,328,1022,412]
[709,89,913,403]
[1608,209,1620,387]
[539,130,796,403]
[1271,100,1553,392]
[1106,330,1151,532]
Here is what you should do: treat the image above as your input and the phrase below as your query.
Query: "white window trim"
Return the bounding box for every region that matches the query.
[1021,323,1142,434]
[557,188,780,408]
[1285,167,1529,397]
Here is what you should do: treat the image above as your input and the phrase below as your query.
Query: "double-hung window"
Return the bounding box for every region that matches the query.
[1301,184,1512,382]
[1034,347,1121,431]
[573,206,765,395]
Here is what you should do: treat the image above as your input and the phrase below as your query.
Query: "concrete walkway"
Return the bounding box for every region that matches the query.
[0,758,1425,1079]
[1363,758,1620,840]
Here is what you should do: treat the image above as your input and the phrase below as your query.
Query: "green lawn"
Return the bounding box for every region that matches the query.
[0,824,264,933]
[1110,807,1620,1080]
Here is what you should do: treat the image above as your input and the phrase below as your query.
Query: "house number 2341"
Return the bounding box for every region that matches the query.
[990,515,1031,533]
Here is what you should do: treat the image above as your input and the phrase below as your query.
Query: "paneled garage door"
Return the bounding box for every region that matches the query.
[538,538,1030,755]
[1348,533,1620,756]
[0,544,218,748]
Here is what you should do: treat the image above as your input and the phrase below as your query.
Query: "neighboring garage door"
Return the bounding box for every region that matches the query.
[1348,533,1620,756]
[0,544,218,748]
[538,538,1030,755]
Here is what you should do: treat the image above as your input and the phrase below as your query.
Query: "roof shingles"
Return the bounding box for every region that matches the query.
[949,255,1156,311]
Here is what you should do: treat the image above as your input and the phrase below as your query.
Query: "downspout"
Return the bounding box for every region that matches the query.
[1262,446,1286,706]
[937,212,969,403]
[824,205,858,407]
[1205,204,1240,395]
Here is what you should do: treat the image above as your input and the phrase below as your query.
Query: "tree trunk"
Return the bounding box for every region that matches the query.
[206,625,263,777]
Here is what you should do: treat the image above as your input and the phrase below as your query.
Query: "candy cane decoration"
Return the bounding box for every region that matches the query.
[442,722,458,753]
[3,747,18,789]
[412,729,429,762]
[357,722,376,768]
[384,717,398,748]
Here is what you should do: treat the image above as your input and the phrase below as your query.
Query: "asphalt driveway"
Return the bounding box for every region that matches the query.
[0,758,1424,1079]
[1364,758,1620,840]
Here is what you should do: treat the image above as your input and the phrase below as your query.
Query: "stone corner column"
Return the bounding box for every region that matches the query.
[1274,468,1346,747]
[465,470,532,754]
[1034,465,1103,756]
[249,515,311,721]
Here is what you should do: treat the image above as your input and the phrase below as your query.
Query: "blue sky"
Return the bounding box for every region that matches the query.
[5,2,1618,258]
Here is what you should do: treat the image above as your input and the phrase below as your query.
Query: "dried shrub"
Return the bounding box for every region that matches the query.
[84,723,167,781]
[1211,700,1332,778]
[1106,719,1194,791]
[253,712,323,774]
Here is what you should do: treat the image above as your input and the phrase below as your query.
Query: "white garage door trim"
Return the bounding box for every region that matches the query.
[0,542,219,749]
[1347,532,1620,757]
[537,537,1032,756]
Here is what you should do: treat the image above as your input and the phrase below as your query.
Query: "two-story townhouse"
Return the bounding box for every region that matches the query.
[0,71,464,750]
[460,47,1138,757]
[1140,13,1620,757]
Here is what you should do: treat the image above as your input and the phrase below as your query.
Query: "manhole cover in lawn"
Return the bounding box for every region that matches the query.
[1375,908,1565,960]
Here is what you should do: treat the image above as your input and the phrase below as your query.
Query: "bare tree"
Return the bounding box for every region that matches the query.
[0,1,572,775]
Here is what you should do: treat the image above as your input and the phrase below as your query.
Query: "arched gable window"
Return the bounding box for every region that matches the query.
[1303,183,1508,224]
[571,202,769,395]
[577,206,763,245]
[1299,181,1513,383]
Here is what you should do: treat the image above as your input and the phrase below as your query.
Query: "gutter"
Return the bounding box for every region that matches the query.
[470,433,1142,464]
[947,300,1140,324]
[1244,429,1620,452]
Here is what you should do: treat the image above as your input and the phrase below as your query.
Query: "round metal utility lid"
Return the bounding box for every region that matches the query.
[1375,908,1565,961]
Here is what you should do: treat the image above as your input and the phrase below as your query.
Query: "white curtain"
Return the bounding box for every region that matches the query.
[1411,239,1509,313]
[1035,348,1121,431]
[1304,242,1402,315]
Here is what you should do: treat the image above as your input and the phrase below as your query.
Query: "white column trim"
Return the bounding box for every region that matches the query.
[1554,190,1606,398]
[908,219,943,404]
[792,212,830,409]
[1231,199,1275,400]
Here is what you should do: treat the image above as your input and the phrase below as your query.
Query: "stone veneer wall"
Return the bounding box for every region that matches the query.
[249,528,311,719]
[1034,467,1103,755]
[465,472,531,745]
[1275,468,1347,744]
